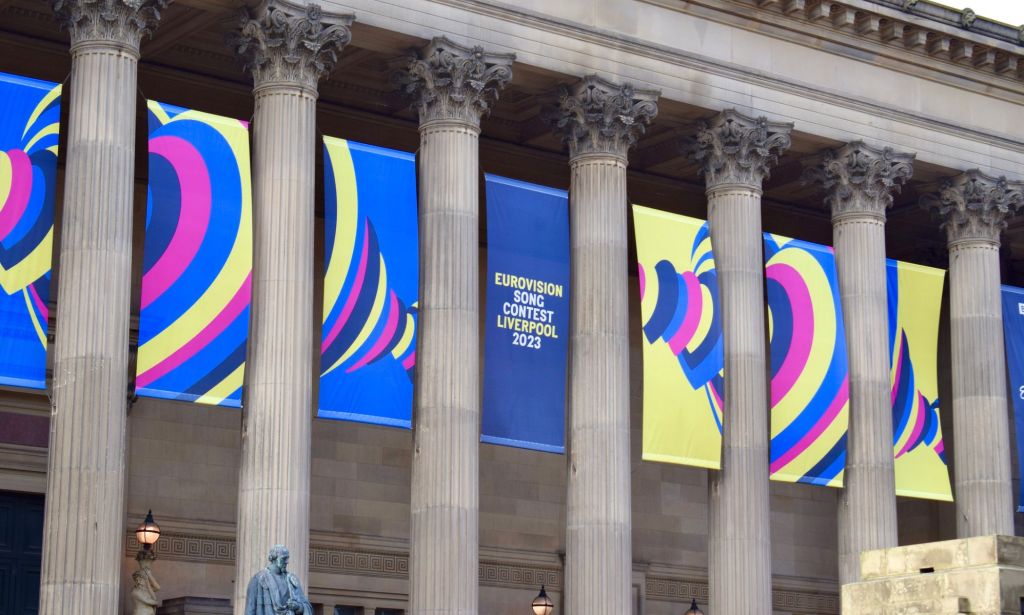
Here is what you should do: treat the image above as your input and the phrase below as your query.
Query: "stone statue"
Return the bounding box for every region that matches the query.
[244,545,313,615]
[131,551,161,615]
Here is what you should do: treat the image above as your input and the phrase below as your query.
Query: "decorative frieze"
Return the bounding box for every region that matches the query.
[125,530,842,609]
[231,0,353,92]
[544,74,659,158]
[125,531,553,589]
[393,36,514,126]
[690,108,793,189]
[921,169,1024,246]
[803,140,914,221]
[51,0,168,49]
[645,576,838,614]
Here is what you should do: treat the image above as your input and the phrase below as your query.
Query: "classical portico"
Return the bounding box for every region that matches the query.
[1,0,1023,613]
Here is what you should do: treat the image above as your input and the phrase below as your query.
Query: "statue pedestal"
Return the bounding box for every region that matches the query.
[155,597,231,615]
[841,535,1024,614]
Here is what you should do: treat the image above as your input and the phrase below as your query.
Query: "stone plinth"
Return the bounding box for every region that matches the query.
[156,597,232,615]
[841,535,1024,614]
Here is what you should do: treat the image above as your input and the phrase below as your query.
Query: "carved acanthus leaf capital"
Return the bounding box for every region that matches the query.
[921,169,1024,246]
[393,37,514,127]
[690,109,792,189]
[232,0,353,92]
[543,75,659,159]
[52,0,169,50]
[803,141,915,221]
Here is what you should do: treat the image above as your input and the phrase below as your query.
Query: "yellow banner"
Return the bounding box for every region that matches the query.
[634,206,723,469]
[888,260,953,501]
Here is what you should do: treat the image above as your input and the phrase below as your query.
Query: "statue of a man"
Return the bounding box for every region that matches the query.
[244,545,313,615]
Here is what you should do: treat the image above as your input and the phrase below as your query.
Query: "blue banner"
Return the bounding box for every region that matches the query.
[319,138,418,428]
[482,175,569,453]
[0,73,61,390]
[1001,285,1024,512]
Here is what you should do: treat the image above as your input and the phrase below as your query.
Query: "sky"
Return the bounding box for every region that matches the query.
[936,0,1024,25]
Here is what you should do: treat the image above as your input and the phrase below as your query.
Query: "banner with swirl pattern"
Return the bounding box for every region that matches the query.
[765,235,849,487]
[634,205,724,469]
[135,100,252,407]
[0,73,60,390]
[319,138,417,428]
[887,260,952,501]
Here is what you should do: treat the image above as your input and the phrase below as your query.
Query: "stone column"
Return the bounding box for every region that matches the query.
[805,142,914,584]
[393,38,513,615]
[923,170,1024,538]
[546,75,658,615]
[691,109,791,613]
[230,3,351,610]
[40,2,166,613]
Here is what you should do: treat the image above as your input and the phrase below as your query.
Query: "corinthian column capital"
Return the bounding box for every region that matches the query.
[804,141,915,222]
[544,75,659,159]
[690,109,792,190]
[922,169,1024,246]
[52,0,169,50]
[393,37,514,127]
[232,0,353,93]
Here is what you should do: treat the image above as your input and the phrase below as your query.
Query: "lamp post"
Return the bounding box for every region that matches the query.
[135,510,161,551]
[532,585,554,615]
[684,598,705,615]
[132,511,162,615]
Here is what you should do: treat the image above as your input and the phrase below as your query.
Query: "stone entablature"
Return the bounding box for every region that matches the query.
[643,0,1024,88]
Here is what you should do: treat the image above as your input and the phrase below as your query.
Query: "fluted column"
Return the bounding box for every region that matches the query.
[691,109,791,613]
[40,2,166,613]
[923,170,1024,538]
[393,38,513,615]
[805,142,914,584]
[546,76,658,615]
[230,3,351,611]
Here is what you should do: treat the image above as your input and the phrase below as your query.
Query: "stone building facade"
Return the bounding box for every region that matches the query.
[0,0,1023,614]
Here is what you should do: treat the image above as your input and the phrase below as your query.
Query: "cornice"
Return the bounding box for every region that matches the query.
[426,0,1024,165]
[639,0,1024,93]
[866,0,1023,46]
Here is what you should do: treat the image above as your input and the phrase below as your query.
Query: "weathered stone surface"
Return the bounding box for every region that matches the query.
[692,109,791,614]
[157,597,233,615]
[547,76,658,615]
[691,108,792,189]
[843,536,1024,614]
[805,141,914,584]
[231,3,352,613]
[232,0,352,92]
[545,74,658,158]
[394,36,513,126]
[52,0,168,48]
[397,36,513,615]
[41,2,164,614]
[922,171,1024,539]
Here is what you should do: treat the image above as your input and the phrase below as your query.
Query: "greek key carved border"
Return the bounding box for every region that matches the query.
[125,531,560,590]
[645,575,839,614]
[126,532,836,609]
